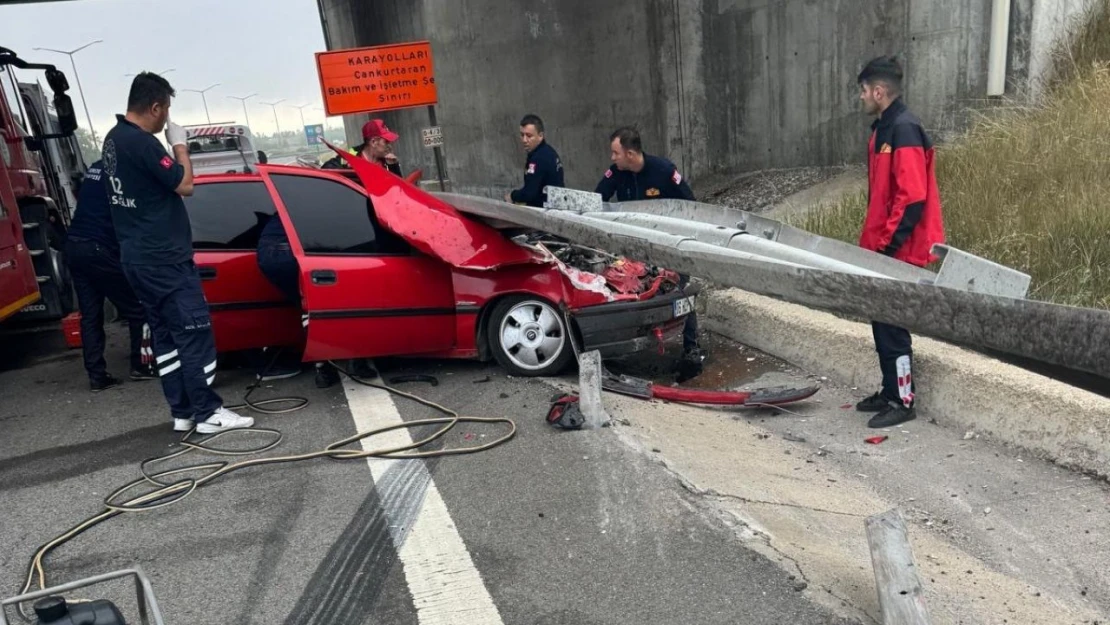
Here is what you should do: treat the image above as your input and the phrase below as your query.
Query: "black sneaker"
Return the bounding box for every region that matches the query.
[855,392,888,412]
[130,367,158,381]
[315,364,340,388]
[349,359,378,379]
[90,375,123,392]
[868,402,917,428]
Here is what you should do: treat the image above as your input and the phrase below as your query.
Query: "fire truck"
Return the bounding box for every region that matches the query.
[0,46,83,324]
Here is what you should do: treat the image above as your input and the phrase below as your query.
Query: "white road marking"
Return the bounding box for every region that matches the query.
[343,378,505,625]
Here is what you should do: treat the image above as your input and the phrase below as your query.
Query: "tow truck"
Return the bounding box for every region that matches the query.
[0,46,82,324]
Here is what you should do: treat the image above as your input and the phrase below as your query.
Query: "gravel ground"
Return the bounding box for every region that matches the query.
[699,166,855,213]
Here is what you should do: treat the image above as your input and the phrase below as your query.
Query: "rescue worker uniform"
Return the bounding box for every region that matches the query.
[103,115,237,430]
[64,160,154,390]
[856,97,945,428]
[510,140,564,207]
[594,154,696,204]
[594,154,702,358]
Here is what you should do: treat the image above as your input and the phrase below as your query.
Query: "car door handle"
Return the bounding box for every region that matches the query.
[198,266,217,281]
[311,269,337,286]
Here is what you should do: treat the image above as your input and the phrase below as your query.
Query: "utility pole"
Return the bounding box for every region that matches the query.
[227,93,257,127]
[33,39,102,145]
[181,83,220,124]
[261,99,286,146]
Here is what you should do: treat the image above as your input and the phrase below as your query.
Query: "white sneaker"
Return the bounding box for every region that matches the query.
[196,407,255,434]
[173,418,194,432]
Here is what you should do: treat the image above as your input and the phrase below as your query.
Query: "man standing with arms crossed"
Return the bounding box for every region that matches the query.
[103,72,252,434]
[854,56,945,428]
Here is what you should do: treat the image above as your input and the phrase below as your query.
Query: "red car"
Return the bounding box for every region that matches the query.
[185,158,698,376]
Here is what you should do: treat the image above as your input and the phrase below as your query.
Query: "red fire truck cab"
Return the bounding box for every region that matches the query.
[0,46,83,324]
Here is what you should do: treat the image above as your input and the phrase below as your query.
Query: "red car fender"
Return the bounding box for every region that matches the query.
[453,265,604,356]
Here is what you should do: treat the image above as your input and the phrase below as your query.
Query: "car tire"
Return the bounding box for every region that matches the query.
[487,296,574,377]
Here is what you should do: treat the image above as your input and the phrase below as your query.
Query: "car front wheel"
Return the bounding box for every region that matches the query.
[488,296,574,377]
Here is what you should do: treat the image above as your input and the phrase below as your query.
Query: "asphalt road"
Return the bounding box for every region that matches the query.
[0,325,856,624]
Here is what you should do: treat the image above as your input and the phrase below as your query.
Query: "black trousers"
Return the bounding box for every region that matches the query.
[872,321,914,406]
[124,261,224,422]
[65,237,146,382]
[677,274,699,352]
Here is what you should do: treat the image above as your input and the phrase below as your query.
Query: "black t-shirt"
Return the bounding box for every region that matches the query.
[66,160,119,252]
[102,115,190,265]
[594,154,695,202]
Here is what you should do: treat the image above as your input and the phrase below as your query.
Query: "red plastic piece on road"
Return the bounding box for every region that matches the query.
[865,436,889,445]
[651,385,753,405]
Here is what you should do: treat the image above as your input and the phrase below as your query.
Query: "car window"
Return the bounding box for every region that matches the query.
[270,173,409,255]
[185,181,277,250]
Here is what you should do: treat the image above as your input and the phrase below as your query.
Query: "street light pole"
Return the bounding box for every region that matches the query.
[34,39,103,145]
[261,99,285,146]
[291,103,318,154]
[227,93,257,127]
[124,68,175,78]
[182,83,220,124]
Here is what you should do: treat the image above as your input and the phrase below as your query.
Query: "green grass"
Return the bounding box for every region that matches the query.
[794,1,1110,309]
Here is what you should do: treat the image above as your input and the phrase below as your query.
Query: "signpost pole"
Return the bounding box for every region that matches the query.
[428,105,447,192]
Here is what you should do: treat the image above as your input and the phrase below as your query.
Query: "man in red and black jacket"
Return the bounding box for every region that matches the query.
[854,55,945,428]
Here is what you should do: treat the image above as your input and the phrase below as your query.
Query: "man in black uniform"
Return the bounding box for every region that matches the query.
[594,127,703,364]
[64,160,156,391]
[507,114,564,207]
[103,72,253,434]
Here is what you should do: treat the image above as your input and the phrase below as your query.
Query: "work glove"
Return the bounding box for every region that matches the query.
[165,119,187,148]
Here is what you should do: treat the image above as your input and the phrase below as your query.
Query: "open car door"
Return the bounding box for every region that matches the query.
[262,167,457,362]
[186,178,304,353]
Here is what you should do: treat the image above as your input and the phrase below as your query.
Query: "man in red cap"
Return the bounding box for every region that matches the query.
[322,118,402,175]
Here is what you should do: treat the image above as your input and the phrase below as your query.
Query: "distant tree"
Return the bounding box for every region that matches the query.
[74,127,100,165]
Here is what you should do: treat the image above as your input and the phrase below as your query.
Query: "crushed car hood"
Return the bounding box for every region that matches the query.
[330,146,539,270]
[328,147,680,299]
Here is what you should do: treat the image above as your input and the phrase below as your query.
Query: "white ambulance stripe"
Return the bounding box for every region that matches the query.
[160,361,182,375]
[204,360,218,374]
[206,375,216,386]
[156,350,179,364]
[343,377,504,625]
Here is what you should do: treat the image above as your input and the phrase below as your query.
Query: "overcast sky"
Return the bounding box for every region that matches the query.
[1,0,330,138]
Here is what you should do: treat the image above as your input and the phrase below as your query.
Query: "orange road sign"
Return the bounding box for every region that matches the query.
[316,41,438,116]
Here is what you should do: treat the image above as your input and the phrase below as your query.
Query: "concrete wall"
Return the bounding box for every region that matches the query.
[317,0,1095,196]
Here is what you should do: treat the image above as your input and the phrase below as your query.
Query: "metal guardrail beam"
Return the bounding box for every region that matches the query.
[438,193,1110,379]
[609,198,937,284]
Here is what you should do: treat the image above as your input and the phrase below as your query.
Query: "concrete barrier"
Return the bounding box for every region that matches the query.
[702,288,1110,478]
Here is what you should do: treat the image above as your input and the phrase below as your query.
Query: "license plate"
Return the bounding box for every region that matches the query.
[672,296,695,318]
